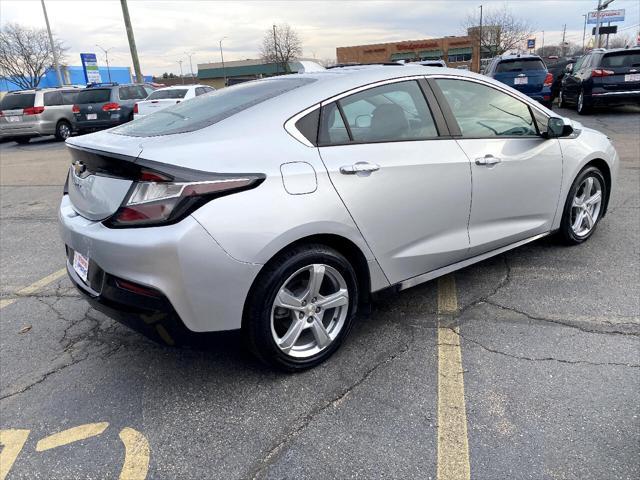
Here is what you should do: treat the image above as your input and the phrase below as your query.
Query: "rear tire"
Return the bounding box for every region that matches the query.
[559,166,606,245]
[557,88,567,108]
[55,120,72,141]
[577,89,590,115]
[14,137,31,144]
[243,244,359,371]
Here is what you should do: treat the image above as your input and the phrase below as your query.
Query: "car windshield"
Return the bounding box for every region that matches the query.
[1,93,35,110]
[496,59,546,72]
[114,77,316,137]
[147,89,189,100]
[601,52,640,68]
[77,89,111,104]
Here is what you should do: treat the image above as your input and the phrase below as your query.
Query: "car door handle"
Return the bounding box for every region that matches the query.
[340,162,381,175]
[475,155,502,166]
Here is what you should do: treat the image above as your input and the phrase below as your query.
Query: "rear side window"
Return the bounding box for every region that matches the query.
[148,89,188,100]
[1,93,35,110]
[496,59,546,72]
[601,52,640,68]
[435,79,537,137]
[119,86,148,100]
[114,78,316,137]
[319,80,438,145]
[61,91,79,104]
[319,103,350,145]
[44,91,63,106]
[77,89,111,104]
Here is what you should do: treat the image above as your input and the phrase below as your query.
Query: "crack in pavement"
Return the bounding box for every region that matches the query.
[247,337,414,480]
[448,327,640,368]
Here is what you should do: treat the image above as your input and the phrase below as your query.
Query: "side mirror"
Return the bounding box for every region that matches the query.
[565,63,574,73]
[546,117,574,138]
[354,115,372,128]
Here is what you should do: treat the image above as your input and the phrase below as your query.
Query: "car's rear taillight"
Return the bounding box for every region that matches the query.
[543,72,553,87]
[102,102,121,111]
[72,104,80,113]
[0,111,4,117]
[23,106,45,115]
[133,103,138,114]
[591,69,614,77]
[105,168,264,228]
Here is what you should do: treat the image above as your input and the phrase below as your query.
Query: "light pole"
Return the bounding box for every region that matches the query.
[96,44,113,82]
[120,0,143,83]
[40,0,63,86]
[178,60,184,84]
[478,4,483,72]
[219,37,227,87]
[582,14,588,53]
[184,51,195,79]
[595,0,615,48]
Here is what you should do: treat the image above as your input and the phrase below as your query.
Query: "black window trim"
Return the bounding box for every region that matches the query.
[427,75,550,140]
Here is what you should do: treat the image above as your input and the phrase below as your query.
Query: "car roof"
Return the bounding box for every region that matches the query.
[153,84,208,91]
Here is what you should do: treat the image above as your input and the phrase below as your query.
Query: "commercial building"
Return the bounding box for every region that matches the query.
[1,65,134,93]
[197,58,317,88]
[337,33,486,72]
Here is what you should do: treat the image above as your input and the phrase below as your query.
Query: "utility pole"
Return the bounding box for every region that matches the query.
[561,24,567,57]
[96,44,113,82]
[478,4,483,72]
[184,52,194,79]
[582,14,588,53]
[219,37,227,87]
[40,0,63,86]
[541,30,545,57]
[178,60,184,84]
[595,0,616,49]
[273,24,280,75]
[120,0,143,83]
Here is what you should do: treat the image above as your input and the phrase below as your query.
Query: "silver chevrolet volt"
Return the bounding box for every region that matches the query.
[59,66,618,370]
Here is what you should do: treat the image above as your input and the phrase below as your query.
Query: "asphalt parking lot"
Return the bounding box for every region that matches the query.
[0,105,638,479]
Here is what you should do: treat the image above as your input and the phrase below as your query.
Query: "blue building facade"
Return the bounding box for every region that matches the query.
[1,65,133,92]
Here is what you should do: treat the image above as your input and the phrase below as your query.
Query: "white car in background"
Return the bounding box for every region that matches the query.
[133,84,215,118]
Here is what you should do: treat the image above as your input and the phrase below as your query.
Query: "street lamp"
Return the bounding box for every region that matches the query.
[177,59,184,84]
[184,51,195,79]
[96,44,113,82]
[219,37,227,87]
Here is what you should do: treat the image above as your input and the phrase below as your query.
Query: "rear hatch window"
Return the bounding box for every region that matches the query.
[601,51,640,69]
[496,59,546,72]
[114,77,316,137]
[1,93,35,110]
[77,89,111,104]
[147,89,188,100]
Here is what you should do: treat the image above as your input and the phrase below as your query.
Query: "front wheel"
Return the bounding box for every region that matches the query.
[243,244,358,371]
[559,166,606,244]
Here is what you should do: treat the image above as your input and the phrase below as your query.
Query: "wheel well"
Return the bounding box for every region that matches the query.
[257,234,372,307]
[584,158,611,216]
[56,119,71,128]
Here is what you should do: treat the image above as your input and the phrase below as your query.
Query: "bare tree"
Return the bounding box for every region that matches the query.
[0,23,67,89]
[464,5,534,57]
[260,23,302,73]
[607,34,632,49]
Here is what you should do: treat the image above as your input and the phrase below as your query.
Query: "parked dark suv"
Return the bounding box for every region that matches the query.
[484,53,553,108]
[72,83,152,134]
[559,47,640,114]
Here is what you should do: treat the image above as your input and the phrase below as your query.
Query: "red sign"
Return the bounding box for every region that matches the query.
[396,41,438,50]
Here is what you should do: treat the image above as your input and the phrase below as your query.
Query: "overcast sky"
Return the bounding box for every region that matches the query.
[1,0,639,76]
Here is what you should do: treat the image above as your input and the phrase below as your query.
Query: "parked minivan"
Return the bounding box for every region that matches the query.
[484,53,553,108]
[0,87,83,143]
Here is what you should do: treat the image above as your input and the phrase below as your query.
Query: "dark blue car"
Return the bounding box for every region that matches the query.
[484,54,553,108]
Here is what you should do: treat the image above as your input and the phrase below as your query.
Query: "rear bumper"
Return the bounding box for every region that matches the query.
[58,195,262,332]
[0,120,52,138]
[590,89,640,106]
[72,118,125,131]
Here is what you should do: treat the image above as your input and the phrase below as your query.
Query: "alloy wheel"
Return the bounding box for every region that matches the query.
[59,123,71,139]
[270,264,349,358]
[571,176,602,237]
[578,91,584,112]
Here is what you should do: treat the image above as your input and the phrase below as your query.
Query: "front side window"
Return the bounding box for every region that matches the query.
[119,86,148,100]
[320,81,438,145]
[147,89,188,100]
[114,77,315,137]
[436,79,537,137]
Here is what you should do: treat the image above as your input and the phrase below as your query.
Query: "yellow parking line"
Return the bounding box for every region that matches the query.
[0,429,31,480]
[35,422,109,452]
[0,268,66,310]
[437,274,471,480]
[118,427,150,480]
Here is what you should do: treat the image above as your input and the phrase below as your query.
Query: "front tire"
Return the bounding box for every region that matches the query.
[243,244,359,371]
[559,166,606,244]
[55,120,72,141]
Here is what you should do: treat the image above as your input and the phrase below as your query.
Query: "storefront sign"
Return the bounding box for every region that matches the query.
[587,9,625,24]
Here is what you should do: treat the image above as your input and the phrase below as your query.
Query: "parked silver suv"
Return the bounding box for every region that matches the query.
[0,86,83,143]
